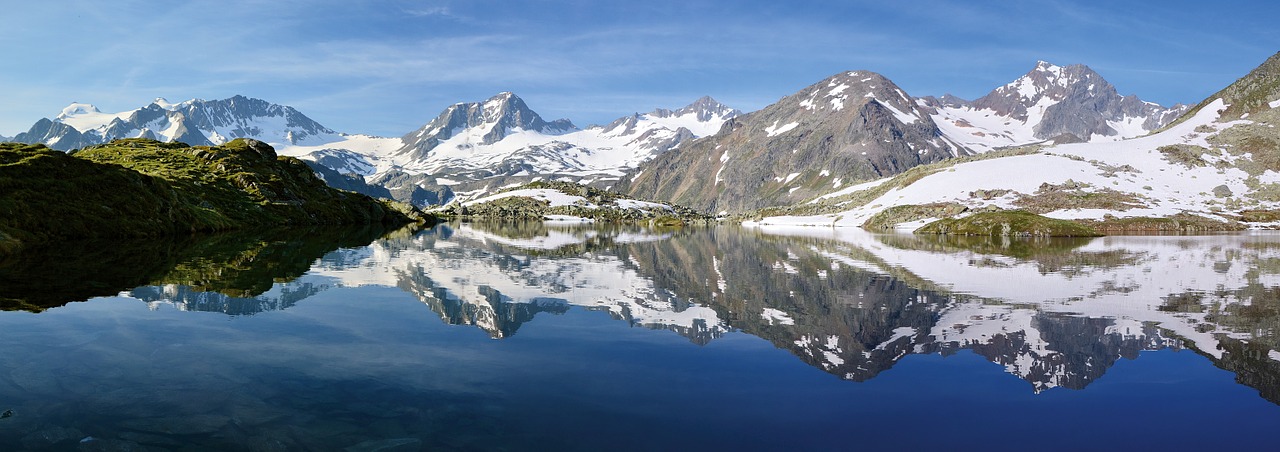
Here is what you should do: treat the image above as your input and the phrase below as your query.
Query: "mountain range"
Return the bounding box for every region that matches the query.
[7,59,1191,212]
[753,51,1280,230]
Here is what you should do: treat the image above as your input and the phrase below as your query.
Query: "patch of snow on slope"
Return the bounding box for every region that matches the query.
[774,172,802,184]
[881,102,919,124]
[765,120,800,137]
[761,308,796,325]
[614,199,674,212]
[464,188,593,208]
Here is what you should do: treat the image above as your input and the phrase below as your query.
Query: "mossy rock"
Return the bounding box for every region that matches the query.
[861,203,967,231]
[1080,214,1244,232]
[915,210,1102,237]
[1238,209,1280,222]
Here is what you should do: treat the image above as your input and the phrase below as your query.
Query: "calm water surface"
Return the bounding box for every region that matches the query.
[1,223,1278,450]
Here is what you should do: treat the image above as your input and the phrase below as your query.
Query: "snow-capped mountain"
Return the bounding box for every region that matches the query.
[921,61,1188,152]
[756,52,1280,230]
[13,95,340,151]
[623,70,962,214]
[286,92,740,206]
[396,91,576,164]
[389,92,738,179]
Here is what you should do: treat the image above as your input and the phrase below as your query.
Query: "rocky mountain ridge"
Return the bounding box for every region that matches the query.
[335,92,741,206]
[622,70,963,214]
[14,96,338,151]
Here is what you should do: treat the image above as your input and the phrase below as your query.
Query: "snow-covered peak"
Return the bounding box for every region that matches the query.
[53,102,130,133]
[927,60,1185,152]
[665,96,741,122]
[23,95,340,150]
[151,97,192,111]
[1033,60,1061,73]
[991,61,1094,103]
[790,70,919,115]
[57,102,101,119]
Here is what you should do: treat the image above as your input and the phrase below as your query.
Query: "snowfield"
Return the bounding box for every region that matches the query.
[752,98,1271,229]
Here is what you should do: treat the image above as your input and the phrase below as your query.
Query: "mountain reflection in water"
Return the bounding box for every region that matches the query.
[1,222,1278,449]
[38,222,1280,397]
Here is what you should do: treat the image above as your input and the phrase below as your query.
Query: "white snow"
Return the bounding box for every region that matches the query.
[765,121,801,137]
[464,188,593,208]
[874,327,917,350]
[543,215,595,223]
[54,103,134,133]
[761,308,796,325]
[880,102,919,124]
[614,199,674,212]
[774,172,802,184]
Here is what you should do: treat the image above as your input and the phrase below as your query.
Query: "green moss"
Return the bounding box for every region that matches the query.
[0,139,433,252]
[1238,209,1280,222]
[915,210,1102,237]
[1157,144,1210,168]
[1011,181,1147,214]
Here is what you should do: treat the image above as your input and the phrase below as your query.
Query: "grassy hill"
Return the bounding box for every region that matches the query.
[0,138,431,253]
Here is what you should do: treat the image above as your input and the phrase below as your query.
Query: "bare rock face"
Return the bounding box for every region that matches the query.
[623,70,961,214]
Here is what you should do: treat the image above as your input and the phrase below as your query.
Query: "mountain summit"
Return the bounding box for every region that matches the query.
[395,92,576,162]
[624,70,959,214]
[922,61,1186,151]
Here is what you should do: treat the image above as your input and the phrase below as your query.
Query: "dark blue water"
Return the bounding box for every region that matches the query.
[1,224,1277,450]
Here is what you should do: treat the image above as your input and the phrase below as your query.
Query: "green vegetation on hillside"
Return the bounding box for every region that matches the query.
[0,139,431,253]
[1080,214,1244,233]
[915,210,1102,237]
[440,180,711,225]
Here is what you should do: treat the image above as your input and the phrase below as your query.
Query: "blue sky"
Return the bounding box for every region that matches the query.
[2,0,1276,137]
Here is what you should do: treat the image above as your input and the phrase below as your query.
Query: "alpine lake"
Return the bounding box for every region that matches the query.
[2,221,1279,451]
